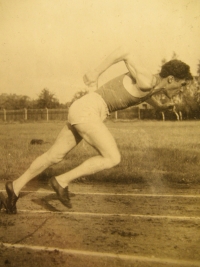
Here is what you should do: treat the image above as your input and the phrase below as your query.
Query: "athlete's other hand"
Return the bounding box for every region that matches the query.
[166,102,175,110]
[83,70,99,88]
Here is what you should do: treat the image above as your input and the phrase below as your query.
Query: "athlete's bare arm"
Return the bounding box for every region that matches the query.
[83,46,154,89]
[145,96,174,110]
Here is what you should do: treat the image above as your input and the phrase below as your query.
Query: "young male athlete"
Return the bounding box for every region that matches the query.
[2,46,193,213]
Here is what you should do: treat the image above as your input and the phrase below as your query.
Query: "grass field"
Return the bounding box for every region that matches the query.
[0,119,200,187]
[1,120,200,267]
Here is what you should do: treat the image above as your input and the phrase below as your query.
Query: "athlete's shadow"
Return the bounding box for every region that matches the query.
[0,191,37,212]
[31,194,61,212]
[0,191,74,213]
[31,191,75,211]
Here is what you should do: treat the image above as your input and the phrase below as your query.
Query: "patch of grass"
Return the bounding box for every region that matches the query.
[0,120,200,186]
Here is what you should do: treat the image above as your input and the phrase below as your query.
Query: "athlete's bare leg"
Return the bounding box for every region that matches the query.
[12,123,81,196]
[55,122,121,188]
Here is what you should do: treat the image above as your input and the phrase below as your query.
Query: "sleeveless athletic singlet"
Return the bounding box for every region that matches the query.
[95,73,154,113]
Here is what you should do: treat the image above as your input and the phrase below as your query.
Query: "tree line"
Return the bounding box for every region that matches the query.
[0,88,70,110]
[1,57,200,120]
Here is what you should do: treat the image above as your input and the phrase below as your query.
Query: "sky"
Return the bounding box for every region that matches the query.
[0,0,200,103]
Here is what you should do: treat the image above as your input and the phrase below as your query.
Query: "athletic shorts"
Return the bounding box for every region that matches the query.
[68,92,109,125]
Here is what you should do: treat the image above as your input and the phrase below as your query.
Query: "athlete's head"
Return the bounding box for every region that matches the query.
[159,59,193,81]
[159,60,193,99]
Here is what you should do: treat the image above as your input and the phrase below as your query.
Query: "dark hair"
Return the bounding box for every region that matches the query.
[159,59,193,80]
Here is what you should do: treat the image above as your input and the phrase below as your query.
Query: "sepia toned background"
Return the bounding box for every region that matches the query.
[1,1,200,266]
[0,0,200,103]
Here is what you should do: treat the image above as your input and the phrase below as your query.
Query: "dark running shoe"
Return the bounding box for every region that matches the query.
[5,181,19,214]
[50,177,72,209]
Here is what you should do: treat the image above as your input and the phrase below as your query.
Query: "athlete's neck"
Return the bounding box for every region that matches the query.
[152,74,166,93]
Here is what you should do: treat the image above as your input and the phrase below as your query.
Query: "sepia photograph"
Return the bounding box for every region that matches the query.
[0,0,200,266]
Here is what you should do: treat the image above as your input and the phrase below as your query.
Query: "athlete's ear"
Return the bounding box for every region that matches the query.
[167,75,174,84]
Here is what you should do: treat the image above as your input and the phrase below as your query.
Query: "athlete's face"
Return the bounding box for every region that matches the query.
[164,77,187,99]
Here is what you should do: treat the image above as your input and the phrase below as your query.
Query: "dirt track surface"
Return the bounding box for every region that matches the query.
[0,181,200,267]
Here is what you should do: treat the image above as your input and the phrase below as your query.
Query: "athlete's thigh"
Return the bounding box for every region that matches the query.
[48,124,82,156]
[74,122,119,158]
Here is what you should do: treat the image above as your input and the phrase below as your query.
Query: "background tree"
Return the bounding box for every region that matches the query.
[0,94,31,110]
[172,82,199,119]
[37,88,60,109]
[157,58,167,73]
[197,60,200,86]
[171,51,179,60]
[161,58,167,65]
[153,53,200,120]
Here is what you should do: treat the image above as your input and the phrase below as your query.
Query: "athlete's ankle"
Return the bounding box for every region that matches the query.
[55,177,68,188]
[12,181,20,197]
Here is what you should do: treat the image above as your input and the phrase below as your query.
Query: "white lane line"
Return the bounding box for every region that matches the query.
[18,210,200,221]
[63,192,200,198]
[2,242,200,267]
[1,189,200,198]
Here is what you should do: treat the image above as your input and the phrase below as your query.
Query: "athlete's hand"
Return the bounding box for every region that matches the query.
[83,70,99,88]
[166,102,175,110]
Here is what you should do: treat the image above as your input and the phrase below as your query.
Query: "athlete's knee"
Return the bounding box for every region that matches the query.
[46,150,64,164]
[113,152,121,166]
[29,152,52,173]
[107,151,121,167]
